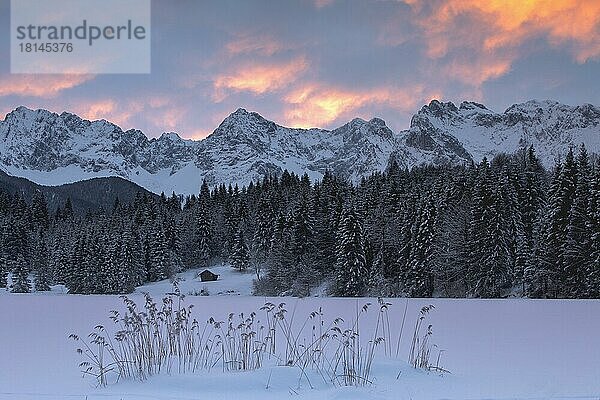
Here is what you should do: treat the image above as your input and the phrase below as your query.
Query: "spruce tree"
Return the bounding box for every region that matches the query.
[478,185,512,297]
[33,235,51,291]
[468,158,493,296]
[405,195,436,297]
[259,213,294,295]
[0,246,7,289]
[367,243,387,295]
[542,149,577,296]
[195,207,211,268]
[231,225,249,271]
[0,220,8,288]
[63,197,74,221]
[562,144,592,297]
[31,190,49,232]
[587,160,600,297]
[11,253,30,293]
[147,226,170,282]
[330,206,367,297]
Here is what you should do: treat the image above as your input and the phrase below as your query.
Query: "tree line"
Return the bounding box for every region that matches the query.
[0,145,598,298]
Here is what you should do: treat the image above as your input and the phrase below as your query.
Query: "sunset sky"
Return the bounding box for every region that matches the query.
[1,0,600,139]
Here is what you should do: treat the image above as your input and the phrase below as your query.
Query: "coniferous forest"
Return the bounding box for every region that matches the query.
[0,145,599,298]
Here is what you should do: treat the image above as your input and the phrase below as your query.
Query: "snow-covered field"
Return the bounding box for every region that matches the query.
[1,269,599,400]
[135,264,257,297]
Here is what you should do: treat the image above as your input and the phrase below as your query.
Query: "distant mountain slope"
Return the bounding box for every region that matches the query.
[1,100,599,194]
[0,169,156,213]
[409,100,600,164]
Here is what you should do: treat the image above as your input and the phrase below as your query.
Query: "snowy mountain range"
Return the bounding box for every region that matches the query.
[1,99,599,195]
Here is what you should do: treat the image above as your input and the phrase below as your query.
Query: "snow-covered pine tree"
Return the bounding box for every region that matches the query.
[62,197,74,221]
[222,191,240,259]
[542,148,577,296]
[330,205,367,297]
[498,164,522,272]
[285,197,317,295]
[49,226,71,285]
[291,197,314,258]
[0,248,7,289]
[467,158,493,296]
[33,233,51,291]
[367,243,387,296]
[515,146,546,295]
[31,190,49,232]
[195,206,212,269]
[100,232,120,294]
[11,253,30,293]
[432,202,471,297]
[390,201,414,293]
[251,197,276,280]
[477,184,512,297]
[147,225,171,282]
[587,160,600,297]
[311,172,343,275]
[562,144,592,297]
[514,229,531,295]
[0,218,8,288]
[258,214,286,295]
[65,234,85,293]
[231,224,250,271]
[405,194,436,297]
[86,233,108,294]
[521,146,546,242]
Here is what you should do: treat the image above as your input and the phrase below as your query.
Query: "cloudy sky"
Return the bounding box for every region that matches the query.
[1,0,600,138]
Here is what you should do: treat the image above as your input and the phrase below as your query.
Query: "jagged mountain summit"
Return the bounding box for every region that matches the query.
[1,100,599,195]
[410,100,600,163]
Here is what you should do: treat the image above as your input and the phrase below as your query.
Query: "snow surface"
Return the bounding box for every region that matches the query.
[0,291,599,400]
[135,264,257,297]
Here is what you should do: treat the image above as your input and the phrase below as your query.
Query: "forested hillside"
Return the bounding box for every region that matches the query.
[0,169,157,213]
[1,145,598,298]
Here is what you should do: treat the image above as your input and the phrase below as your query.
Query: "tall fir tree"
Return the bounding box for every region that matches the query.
[231,224,250,271]
[33,234,51,291]
[330,206,367,297]
[405,194,436,297]
[562,145,592,297]
[11,253,30,293]
[542,148,577,296]
[195,206,212,268]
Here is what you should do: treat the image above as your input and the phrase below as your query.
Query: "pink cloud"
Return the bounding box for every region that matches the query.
[283,83,433,128]
[0,74,95,98]
[213,57,309,101]
[378,0,600,90]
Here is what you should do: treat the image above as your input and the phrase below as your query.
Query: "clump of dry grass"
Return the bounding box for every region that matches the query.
[408,305,448,373]
[71,289,447,388]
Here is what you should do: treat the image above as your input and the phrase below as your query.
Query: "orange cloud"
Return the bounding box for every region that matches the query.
[80,100,117,120]
[76,95,180,127]
[0,74,94,98]
[148,108,184,132]
[407,0,600,63]
[74,99,143,129]
[444,55,513,86]
[213,57,308,100]
[283,83,430,128]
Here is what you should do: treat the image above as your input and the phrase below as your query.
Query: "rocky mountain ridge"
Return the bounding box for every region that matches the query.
[1,100,598,194]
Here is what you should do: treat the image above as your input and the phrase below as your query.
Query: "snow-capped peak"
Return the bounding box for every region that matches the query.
[1,100,599,195]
